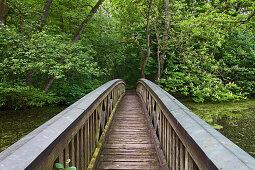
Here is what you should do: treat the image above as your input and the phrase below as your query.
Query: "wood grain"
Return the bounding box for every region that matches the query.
[97,91,161,169]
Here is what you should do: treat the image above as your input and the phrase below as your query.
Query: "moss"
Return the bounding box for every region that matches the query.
[87,93,125,169]
[180,98,255,157]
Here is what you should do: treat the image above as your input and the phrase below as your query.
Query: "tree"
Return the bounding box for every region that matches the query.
[39,0,54,31]
[156,0,170,80]
[72,0,105,42]
[141,0,153,78]
[0,0,8,27]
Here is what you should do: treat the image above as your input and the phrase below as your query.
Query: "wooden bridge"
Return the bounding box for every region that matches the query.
[0,79,255,170]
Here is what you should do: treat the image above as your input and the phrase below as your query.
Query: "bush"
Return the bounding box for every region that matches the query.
[158,70,245,102]
[0,84,58,110]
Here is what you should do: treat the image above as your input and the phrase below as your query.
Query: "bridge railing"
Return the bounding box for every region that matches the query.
[137,79,255,170]
[0,79,125,170]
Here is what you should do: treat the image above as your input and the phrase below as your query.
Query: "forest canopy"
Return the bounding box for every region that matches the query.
[0,0,254,109]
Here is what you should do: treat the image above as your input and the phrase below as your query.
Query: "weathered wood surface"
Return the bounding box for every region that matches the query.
[0,79,125,170]
[137,79,255,170]
[97,90,161,169]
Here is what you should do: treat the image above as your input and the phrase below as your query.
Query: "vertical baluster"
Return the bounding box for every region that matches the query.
[185,148,189,170]
[176,136,179,170]
[58,151,64,165]
[80,126,84,170]
[111,90,114,110]
[92,111,95,153]
[188,154,194,170]
[180,142,184,170]
[162,112,165,148]
[161,114,164,154]
[107,96,110,121]
[89,114,93,162]
[115,87,117,105]
[74,132,79,169]
[158,110,162,144]
[163,115,166,156]
[166,121,170,167]
[96,106,99,143]
[94,109,97,151]
[165,116,167,157]
[65,144,69,166]
[169,124,172,169]
[85,121,89,169]
[70,138,75,167]
[172,132,176,169]
[53,157,59,170]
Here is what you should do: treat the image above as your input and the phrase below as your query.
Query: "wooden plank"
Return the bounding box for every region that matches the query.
[58,151,64,165]
[185,148,189,170]
[80,126,84,170]
[102,149,156,156]
[172,131,176,170]
[70,139,75,167]
[169,123,172,168]
[64,144,69,165]
[98,162,160,169]
[92,111,96,152]
[84,121,89,169]
[188,154,194,170]
[100,156,158,162]
[166,120,170,167]
[176,136,179,170]
[180,142,184,170]
[162,115,165,156]
[107,141,153,144]
[89,115,93,162]
[75,131,79,169]
[104,144,155,149]
[97,91,161,169]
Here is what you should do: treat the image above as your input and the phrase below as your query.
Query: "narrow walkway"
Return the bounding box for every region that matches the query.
[97,90,161,169]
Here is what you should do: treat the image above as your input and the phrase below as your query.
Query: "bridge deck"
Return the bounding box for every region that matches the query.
[97,91,161,169]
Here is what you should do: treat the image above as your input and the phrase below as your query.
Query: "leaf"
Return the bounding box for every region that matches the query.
[55,163,64,169]
[66,159,71,164]
[212,124,223,130]
[67,167,77,170]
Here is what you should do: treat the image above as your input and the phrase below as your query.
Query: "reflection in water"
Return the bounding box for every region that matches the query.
[0,106,66,152]
[181,98,255,158]
[0,99,254,158]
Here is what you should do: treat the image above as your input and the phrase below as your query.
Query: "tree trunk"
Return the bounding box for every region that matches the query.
[72,0,105,42]
[141,0,153,78]
[39,0,54,31]
[154,25,161,81]
[43,75,55,91]
[157,0,170,79]
[0,0,8,27]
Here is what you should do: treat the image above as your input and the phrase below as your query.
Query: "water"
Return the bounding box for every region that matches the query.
[0,106,66,152]
[180,98,255,158]
[0,99,254,158]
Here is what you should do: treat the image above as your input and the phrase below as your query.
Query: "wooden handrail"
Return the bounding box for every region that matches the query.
[0,79,125,170]
[137,79,255,170]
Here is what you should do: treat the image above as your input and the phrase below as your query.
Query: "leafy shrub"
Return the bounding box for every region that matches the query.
[158,70,245,102]
[49,77,104,105]
[221,30,255,95]
[0,83,58,110]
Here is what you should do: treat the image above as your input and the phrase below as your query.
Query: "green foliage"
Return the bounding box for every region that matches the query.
[1,0,254,109]
[154,0,254,102]
[55,159,76,170]
[0,83,58,110]
[159,68,245,102]
[221,29,255,95]
[50,76,104,105]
